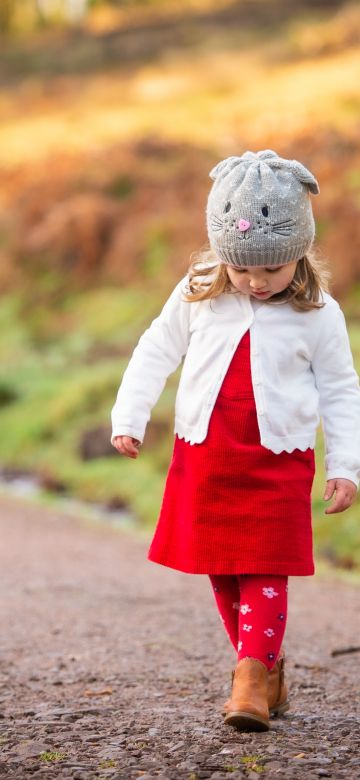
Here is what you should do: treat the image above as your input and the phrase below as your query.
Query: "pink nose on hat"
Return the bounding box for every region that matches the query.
[238,218,251,232]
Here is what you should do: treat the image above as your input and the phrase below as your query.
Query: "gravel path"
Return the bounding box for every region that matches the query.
[0,494,359,779]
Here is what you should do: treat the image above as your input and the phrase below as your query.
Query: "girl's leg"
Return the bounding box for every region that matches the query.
[209,574,240,652]
[237,574,288,670]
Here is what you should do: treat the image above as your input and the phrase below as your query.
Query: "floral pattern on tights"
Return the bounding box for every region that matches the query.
[209,573,288,670]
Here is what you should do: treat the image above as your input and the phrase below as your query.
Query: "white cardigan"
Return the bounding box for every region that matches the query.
[110,276,360,488]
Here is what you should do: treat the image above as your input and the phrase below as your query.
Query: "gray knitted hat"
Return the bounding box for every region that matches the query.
[206,149,320,266]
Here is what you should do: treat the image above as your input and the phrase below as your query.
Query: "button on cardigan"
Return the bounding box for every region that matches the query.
[110,275,360,488]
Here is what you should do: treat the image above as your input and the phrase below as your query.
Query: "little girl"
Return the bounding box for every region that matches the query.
[110,150,360,732]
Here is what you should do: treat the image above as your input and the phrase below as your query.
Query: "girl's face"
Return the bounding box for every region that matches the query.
[225,260,298,299]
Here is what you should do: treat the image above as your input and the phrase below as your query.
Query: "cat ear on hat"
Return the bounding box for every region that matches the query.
[290,161,320,195]
[209,156,242,181]
[268,157,320,195]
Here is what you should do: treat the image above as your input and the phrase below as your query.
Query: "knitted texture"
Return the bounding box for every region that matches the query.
[206,149,320,266]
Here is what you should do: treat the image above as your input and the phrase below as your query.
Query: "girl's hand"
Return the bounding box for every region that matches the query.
[323,478,357,514]
[112,436,141,459]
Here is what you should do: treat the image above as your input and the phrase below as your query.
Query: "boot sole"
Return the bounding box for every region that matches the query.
[224,710,270,732]
[222,700,290,718]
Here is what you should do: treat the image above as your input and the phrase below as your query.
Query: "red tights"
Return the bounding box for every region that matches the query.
[209,574,288,670]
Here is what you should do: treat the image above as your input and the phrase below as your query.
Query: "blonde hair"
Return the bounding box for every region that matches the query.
[182,245,331,312]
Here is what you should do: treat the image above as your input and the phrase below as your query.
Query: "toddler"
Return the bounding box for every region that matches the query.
[111,150,360,731]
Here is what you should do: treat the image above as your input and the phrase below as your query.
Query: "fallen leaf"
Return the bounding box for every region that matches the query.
[293,753,306,759]
[83,687,113,697]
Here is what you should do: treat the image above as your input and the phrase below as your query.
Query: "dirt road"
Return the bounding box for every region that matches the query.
[0,494,359,779]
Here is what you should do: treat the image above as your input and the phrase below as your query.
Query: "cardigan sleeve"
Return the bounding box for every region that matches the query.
[110,276,191,446]
[311,302,360,488]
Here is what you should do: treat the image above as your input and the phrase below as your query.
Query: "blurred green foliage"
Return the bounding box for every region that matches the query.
[107,175,136,200]
[142,223,171,279]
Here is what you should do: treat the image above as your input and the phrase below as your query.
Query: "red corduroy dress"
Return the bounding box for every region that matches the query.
[147,328,316,576]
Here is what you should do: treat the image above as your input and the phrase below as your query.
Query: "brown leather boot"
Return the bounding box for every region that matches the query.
[221,649,289,717]
[221,667,236,716]
[267,653,290,716]
[223,657,270,731]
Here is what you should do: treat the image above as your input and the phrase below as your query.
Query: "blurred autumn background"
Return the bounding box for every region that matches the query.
[1,0,360,569]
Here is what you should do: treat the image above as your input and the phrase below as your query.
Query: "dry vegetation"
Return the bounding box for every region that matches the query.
[1,2,360,298]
